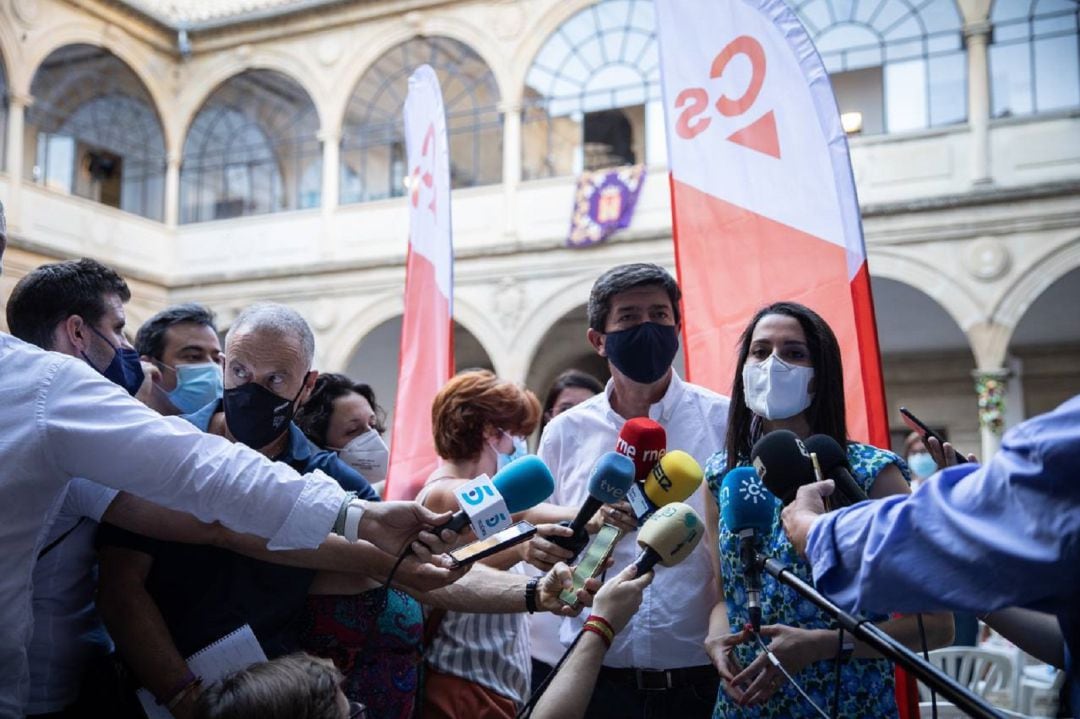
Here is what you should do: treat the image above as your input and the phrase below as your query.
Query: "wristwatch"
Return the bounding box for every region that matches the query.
[333,494,366,542]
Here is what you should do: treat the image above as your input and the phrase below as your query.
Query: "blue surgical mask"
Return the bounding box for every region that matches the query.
[166,362,224,414]
[83,324,144,396]
[907,451,938,480]
[491,431,528,471]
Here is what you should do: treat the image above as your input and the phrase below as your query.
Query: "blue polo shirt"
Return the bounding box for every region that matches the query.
[98,400,376,658]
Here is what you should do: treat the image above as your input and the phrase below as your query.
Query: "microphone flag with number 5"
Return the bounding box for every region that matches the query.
[385,64,455,501]
[655,0,888,448]
[655,2,911,713]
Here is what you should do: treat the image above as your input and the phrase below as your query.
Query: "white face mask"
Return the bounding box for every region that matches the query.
[742,354,815,420]
[337,429,390,482]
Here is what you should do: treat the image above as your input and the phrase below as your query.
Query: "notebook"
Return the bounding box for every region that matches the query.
[136,624,267,719]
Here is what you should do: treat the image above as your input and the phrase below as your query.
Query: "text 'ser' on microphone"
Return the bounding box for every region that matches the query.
[802,434,868,508]
[631,501,705,574]
[628,450,703,523]
[614,417,667,481]
[431,455,555,536]
[750,429,816,506]
[549,451,635,560]
[719,466,775,632]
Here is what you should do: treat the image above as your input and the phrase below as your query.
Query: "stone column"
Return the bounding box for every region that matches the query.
[319,129,340,214]
[972,368,1009,459]
[499,100,522,239]
[5,93,30,232]
[164,153,181,228]
[964,17,993,185]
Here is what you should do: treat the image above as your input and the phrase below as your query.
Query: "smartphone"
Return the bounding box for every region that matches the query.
[448,521,537,567]
[899,407,968,464]
[559,524,621,606]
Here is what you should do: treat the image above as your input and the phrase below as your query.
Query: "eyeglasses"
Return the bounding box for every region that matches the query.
[348,700,368,719]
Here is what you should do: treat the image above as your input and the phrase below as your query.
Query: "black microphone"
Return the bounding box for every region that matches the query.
[749,429,815,505]
[803,435,868,507]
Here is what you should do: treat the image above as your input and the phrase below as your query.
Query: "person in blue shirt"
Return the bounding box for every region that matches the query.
[782,393,1080,714]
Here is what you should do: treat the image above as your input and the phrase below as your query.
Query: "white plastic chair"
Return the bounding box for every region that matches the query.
[917,647,1015,705]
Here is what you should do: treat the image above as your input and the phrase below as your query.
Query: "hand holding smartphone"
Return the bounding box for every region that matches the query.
[899,407,969,464]
[448,521,537,567]
[559,524,621,605]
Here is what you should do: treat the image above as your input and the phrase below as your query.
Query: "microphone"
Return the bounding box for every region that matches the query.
[614,417,667,481]
[718,466,775,632]
[550,452,635,559]
[432,455,555,534]
[631,501,705,574]
[802,434,868,507]
[750,429,815,505]
[626,450,704,523]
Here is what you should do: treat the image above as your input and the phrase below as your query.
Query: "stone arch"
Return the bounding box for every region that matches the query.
[868,248,985,332]
[325,16,512,132]
[20,24,175,149]
[507,0,596,99]
[173,51,327,159]
[992,234,1080,329]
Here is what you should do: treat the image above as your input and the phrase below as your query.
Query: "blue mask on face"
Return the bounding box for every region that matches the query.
[907,452,938,480]
[498,435,529,470]
[83,324,145,396]
[603,322,679,385]
[166,362,224,414]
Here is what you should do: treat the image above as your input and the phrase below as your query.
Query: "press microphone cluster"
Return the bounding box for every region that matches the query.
[750,430,867,508]
[718,466,774,631]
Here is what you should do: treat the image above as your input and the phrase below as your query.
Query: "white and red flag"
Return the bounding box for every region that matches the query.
[384,65,454,501]
[656,1,913,713]
[656,0,888,447]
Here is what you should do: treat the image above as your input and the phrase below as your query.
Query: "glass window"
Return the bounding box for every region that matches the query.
[180,70,320,223]
[340,37,502,204]
[523,0,659,179]
[790,0,966,134]
[990,0,1080,117]
[26,45,166,219]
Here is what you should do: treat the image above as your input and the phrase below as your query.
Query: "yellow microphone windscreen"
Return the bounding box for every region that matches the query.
[644,450,703,507]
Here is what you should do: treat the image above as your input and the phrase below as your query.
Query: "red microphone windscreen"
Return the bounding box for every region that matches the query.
[615,417,667,481]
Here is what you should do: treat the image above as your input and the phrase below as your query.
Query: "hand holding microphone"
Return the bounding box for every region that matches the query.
[781,480,834,557]
[549,452,635,560]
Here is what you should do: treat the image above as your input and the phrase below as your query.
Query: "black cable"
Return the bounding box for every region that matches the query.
[832,628,843,719]
[917,613,938,719]
[753,632,831,719]
[516,628,586,718]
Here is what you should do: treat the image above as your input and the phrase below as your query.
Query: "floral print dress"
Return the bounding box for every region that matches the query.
[706,442,910,719]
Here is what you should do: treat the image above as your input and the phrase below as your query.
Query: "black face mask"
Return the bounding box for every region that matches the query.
[603,322,680,385]
[223,377,307,450]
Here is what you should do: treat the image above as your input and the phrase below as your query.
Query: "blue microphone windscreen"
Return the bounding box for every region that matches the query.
[492,455,555,513]
[719,466,776,534]
[588,452,635,503]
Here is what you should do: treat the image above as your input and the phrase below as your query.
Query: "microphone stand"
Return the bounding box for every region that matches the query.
[759,556,1004,719]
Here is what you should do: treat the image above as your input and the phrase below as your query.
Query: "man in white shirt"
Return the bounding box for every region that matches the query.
[529,264,729,718]
[0,205,454,717]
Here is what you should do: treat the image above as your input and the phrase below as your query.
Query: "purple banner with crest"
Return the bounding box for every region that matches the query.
[567,164,646,247]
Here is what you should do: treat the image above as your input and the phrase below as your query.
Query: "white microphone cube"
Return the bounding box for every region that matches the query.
[453,474,512,539]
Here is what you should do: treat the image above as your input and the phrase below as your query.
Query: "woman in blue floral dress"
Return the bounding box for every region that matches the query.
[703,302,954,718]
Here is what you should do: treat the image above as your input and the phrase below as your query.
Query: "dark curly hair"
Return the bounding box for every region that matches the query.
[432,370,541,461]
[295,372,387,449]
